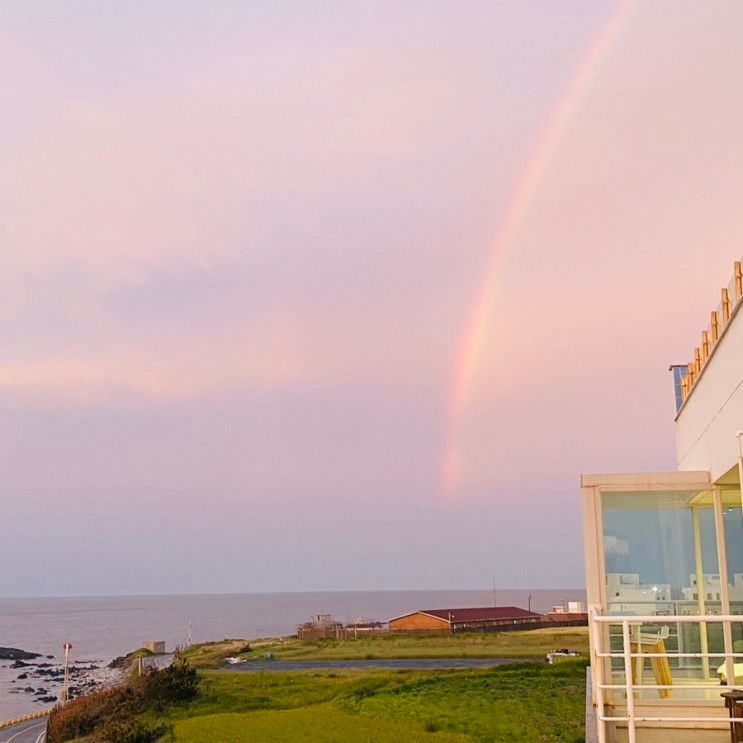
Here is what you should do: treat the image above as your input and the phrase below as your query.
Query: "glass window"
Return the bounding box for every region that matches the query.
[602,490,718,616]
[601,489,719,692]
[719,489,743,659]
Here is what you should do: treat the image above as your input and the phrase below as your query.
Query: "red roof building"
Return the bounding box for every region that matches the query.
[388,606,544,633]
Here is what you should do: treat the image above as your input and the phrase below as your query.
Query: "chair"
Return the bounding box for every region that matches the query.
[631,626,672,699]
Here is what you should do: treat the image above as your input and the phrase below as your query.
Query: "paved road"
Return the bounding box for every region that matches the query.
[227,657,539,671]
[0,718,47,743]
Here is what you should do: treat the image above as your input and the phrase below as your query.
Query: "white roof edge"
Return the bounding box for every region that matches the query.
[580,471,710,488]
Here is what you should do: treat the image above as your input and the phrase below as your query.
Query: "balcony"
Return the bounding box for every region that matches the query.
[590,610,742,742]
[581,472,743,741]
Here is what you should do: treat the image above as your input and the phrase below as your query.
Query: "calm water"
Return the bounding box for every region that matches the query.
[0,588,585,719]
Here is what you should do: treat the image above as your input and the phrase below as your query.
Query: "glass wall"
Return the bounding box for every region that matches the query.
[601,489,719,693]
[720,489,743,661]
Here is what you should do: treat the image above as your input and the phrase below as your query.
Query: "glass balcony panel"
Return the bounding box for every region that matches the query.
[601,489,719,699]
[720,489,743,682]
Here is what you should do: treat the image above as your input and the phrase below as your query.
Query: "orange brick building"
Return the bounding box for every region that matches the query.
[388,606,543,633]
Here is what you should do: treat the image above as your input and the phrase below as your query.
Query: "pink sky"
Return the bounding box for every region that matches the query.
[2,1,743,596]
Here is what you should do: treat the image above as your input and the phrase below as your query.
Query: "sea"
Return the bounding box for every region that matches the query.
[0,588,585,719]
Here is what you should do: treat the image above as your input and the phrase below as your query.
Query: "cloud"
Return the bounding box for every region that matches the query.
[0,349,297,404]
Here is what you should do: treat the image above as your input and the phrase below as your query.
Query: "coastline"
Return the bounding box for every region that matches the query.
[0,588,585,719]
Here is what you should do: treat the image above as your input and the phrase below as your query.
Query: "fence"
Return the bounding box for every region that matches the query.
[590,607,743,743]
[0,707,50,729]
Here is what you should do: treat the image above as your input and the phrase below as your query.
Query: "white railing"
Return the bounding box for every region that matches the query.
[590,607,743,743]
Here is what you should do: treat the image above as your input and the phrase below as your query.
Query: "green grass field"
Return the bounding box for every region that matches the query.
[149,659,587,742]
[172,706,469,743]
[183,627,589,667]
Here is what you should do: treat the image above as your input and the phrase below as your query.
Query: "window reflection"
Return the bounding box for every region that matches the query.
[601,490,719,694]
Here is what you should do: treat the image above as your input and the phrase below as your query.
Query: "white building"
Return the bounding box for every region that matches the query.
[680,573,743,603]
[680,574,723,603]
[606,574,672,614]
[582,259,743,742]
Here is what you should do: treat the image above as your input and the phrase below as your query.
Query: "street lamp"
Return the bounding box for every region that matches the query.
[61,642,72,704]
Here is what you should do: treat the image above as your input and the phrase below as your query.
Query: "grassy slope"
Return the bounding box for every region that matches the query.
[153,660,587,742]
[349,662,586,743]
[183,627,589,667]
[173,707,468,743]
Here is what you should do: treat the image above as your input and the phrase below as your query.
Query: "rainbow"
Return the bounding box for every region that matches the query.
[441,0,638,497]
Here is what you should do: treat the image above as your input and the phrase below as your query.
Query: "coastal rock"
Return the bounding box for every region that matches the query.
[34,667,63,677]
[16,673,28,680]
[0,647,42,661]
[11,660,30,669]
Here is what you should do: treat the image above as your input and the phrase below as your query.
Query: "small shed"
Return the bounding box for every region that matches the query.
[142,641,166,654]
[297,614,343,640]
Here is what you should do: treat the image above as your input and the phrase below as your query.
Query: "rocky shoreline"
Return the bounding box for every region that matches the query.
[1,647,122,707]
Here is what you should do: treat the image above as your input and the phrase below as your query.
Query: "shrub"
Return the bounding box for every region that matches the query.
[48,658,198,742]
[47,686,135,742]
[135,657,199,710]
[92,717,167,743]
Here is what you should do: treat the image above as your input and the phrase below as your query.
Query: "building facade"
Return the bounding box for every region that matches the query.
[582,259,743,742]
[389,606,544,633]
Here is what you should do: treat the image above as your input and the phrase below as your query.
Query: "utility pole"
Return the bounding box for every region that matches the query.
[61,642,72,705]
[186,620,192,648]
[492,578,496,608]
[528,593,533,612]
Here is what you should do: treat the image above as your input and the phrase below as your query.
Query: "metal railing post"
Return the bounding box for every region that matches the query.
[592,614,743,728]
[590,606,607,743]
[622,619,637,743]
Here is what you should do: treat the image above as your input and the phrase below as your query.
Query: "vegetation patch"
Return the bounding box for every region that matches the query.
[172,706,468,742]
[51,633,588,741]
[108,647,156,670]
[47,657,199,742]
[182,627,588,667]
[143,659,587,742]
[347,661,587,742]
[182,639,255,668]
